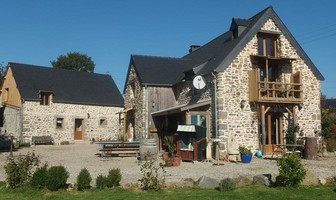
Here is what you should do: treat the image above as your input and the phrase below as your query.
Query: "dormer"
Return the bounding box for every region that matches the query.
[38,90,54,106]
[230,18,250,39]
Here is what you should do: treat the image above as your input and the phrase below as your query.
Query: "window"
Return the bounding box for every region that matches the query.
[40,92,52,105]
[4,88,9,102]
[257,33,278,57]
[130,82,135,99]
[56,118,63,129]
[99,118,107,126]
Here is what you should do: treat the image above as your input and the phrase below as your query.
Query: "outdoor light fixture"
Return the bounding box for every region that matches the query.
[298,104,303,111]
[240,99,247,110]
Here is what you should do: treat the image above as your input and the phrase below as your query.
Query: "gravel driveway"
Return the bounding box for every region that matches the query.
[1,142,335,187]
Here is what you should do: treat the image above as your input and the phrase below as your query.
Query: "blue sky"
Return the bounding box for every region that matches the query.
[1,0,335,98]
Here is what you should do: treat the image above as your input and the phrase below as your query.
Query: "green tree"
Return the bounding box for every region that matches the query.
[51,52,95,73]
[321,108,336,151]
[0,62,6,81]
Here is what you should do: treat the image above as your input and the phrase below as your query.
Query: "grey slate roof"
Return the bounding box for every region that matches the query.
[123,55,193,91]
[9,62,124,107]
[125,6,324,91]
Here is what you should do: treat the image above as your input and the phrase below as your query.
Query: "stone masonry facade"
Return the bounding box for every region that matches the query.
[124,66,145,140]
[214,19,321,153]
[21,100,122,144]
[170,18,321,156]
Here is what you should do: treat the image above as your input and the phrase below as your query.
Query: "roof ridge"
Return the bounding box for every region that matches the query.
[232,17,250,22]
[131,54,182,60]
[9,62,49,68]
[9,62,110,77]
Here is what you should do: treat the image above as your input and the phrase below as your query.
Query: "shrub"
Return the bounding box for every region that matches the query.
[138,152,166,191]
[4,152,40,188]
[106,168,122,188]
[76,168,92,191]
[46,165,69,191]
[30,163,48,189]
[219,178,236,192]
[96,174,107,189]
[277,153,306,187]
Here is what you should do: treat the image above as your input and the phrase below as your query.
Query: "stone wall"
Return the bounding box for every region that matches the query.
[216,37,259,152]
[214,19,322,153]
[21,101,122,144]
[124,66,145,139]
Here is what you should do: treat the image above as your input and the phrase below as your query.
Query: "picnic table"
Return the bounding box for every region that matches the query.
[96,141,140,157]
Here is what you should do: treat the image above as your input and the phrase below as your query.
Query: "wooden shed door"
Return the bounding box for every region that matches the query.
[265,112,283,154]
[74,119,83,140]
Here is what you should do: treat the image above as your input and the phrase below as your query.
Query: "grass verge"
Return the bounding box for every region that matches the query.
[0,182,335,200]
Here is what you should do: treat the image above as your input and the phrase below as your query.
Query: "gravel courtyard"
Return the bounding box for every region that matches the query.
[1,142,335,187]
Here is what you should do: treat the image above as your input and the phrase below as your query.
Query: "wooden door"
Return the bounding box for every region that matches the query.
[74,119,83,140]
[265,112,283,154]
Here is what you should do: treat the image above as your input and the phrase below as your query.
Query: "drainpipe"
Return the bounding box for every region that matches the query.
[211,72,220,162]
[212,72,218,139]
[145,84,148,139]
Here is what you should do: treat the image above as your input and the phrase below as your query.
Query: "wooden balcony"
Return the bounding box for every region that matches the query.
[249,71,303,104]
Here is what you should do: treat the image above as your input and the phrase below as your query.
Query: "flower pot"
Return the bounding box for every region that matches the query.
[172,156,181,167]
[240,153,252,163]
[162,152,169,161]
[165,158,173,167]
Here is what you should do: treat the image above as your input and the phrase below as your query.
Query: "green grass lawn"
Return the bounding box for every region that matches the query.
[1,183,335,200]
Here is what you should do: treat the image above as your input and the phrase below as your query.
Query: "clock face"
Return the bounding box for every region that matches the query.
[192,75,206,89]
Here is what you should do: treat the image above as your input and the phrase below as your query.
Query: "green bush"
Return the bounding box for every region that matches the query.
[277,153,306,187]
[4,152,40,188]
[219,178,236,192]
[106,168,121,188]
[30,163,48,189]
[76,168,92,191]
[138,152,166,191]
[46,165,69,191]
[96,174,107,189]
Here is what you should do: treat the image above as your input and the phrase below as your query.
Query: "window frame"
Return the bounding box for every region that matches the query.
[257,33,278,57]
[56,118,64,130]
[39,91,52,106]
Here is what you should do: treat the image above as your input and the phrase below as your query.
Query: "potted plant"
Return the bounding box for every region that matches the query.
[163,136,176,157]
[239,146,252,163]
[163,135,181,166]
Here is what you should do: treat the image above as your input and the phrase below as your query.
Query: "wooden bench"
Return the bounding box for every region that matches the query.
[32,136,54,145]
[97,141,140,157]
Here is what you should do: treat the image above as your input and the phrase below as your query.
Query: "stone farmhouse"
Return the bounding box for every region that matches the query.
[0,62,124,145]
[123,6,324,160]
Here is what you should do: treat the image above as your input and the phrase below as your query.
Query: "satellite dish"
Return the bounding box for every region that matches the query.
[192,75,206,90]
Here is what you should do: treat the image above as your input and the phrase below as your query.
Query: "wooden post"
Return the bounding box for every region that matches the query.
[293,106,298,145]
[123,111,127,141]
[261,105,266,155]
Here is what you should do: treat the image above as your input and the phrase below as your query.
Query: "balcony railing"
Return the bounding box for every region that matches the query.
[249,71,303,104]
[257,81,302,103]
[250,81,302,103]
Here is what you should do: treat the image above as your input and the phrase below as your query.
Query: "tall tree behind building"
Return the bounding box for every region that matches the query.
[51,52,95,73]
[0,62,6,82]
